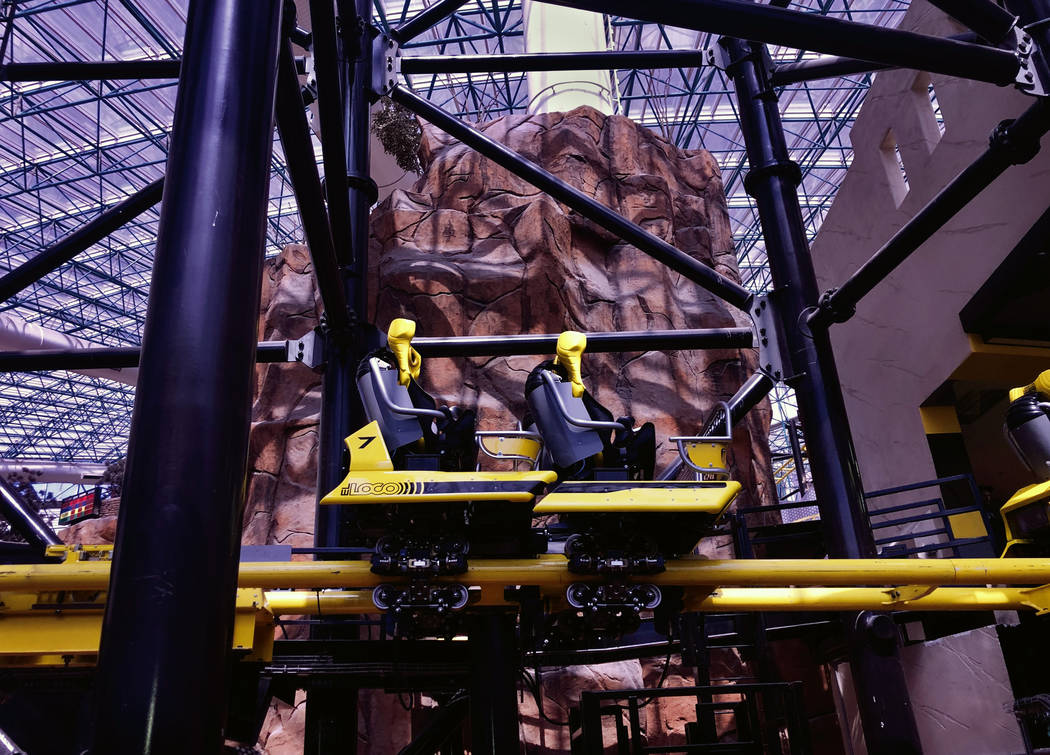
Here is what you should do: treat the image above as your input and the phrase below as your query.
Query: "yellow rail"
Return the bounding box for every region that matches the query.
[7,554,1050,591]
[262,585,1050,615]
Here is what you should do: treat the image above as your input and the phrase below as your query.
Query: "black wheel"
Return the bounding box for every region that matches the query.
[639,584,662,610]
[566,583,592,609]
[373,584,392,610]
[448,584,469,610]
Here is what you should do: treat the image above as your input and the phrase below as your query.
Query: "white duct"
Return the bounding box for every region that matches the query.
[0,311,137,386]
[523,1,615,115]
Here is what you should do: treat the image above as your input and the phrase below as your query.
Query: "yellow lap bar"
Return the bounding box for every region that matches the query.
[387,318,422,386]
[553,330,587,398]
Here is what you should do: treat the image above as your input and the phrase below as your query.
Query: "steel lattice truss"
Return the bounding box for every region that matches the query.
[0,0,906,470]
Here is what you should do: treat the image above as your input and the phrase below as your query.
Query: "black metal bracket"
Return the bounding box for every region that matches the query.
[1012,26,1048,95]
[372,31,400,98]
[989,114,1045,164]
[287,330,324,370]
[750,295,787,382]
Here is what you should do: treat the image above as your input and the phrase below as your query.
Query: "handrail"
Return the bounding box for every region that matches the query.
[541,370,624,432]
[369,358,445,421]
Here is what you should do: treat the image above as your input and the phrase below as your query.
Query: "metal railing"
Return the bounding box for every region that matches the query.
[576,682,810,754]
[730,474,995,559]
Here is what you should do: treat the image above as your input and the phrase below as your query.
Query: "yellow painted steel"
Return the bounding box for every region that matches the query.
[261,586,1050,614]
[1009,368,1050,402]
[6,584,1049,668]
[0,587,273,666]
[320,422,556,505]
[534,481,740,514]
[948,510,989,540]
[387,318,422,386]
[14,550,1050,592]
[345,421,395,472]
[553,330,587,398]
[918,406,962,435]
[477,433,542,464]
[1001,479,1050,516]
[681,439,729,474]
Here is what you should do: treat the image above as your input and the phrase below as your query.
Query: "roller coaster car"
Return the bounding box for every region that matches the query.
[321,319,556,584]
[525,331,739,613]
[525,331,741,578]
[1002,370,1050,556]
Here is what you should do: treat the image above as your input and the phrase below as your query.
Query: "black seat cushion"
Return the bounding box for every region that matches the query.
[526,359,655,479]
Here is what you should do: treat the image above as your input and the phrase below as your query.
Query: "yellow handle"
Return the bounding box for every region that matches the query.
[554,331,587,398]
[387,318,422,387]
[1010,369,1050,402]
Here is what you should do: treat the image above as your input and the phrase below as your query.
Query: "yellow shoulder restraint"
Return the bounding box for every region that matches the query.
[554,330,587,398]
[1010,369,1050,402]
[387,318,422,387]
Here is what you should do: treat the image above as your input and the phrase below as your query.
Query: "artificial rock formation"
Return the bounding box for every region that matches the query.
[365,104,776,753]
[63,106,777,754]
[243,243,323,553]
[370,105,774,508]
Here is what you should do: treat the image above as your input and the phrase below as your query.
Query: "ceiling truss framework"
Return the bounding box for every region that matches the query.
[0,0,905,473]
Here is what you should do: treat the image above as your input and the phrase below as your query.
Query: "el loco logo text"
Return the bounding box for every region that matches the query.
[340,481,425,496]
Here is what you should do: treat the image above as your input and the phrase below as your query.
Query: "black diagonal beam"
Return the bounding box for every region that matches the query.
[309,0,354,266]
[390,85,754,312]
[390,0,471,44]
[0,477,61,553]
[274,37,352,335]
[926,0,1018,44]
[539,0,1019,86]
[0,177,163,305]
[769,31,979,86]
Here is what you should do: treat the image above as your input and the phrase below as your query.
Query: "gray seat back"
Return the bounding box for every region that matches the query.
[1009,410,1050,482]
[357,357,424,453]
[527,371,603,468]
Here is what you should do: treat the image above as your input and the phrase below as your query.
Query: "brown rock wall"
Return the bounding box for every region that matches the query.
[60,105,778,754]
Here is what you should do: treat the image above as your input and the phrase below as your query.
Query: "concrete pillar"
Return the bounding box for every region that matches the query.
[523,1,614,114]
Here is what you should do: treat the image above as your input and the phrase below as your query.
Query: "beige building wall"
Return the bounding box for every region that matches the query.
[809,1,1050,751]
[811,2,1050,498]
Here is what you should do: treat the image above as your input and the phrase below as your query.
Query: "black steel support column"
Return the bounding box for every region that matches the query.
[0,177,163,305]
[308,1,373,751]
[310,0,354,264]
[304,686,358,753]
[469,612,520,755]
[314,0,373,561]
[90,0,283,752]
[723,38,921,754]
